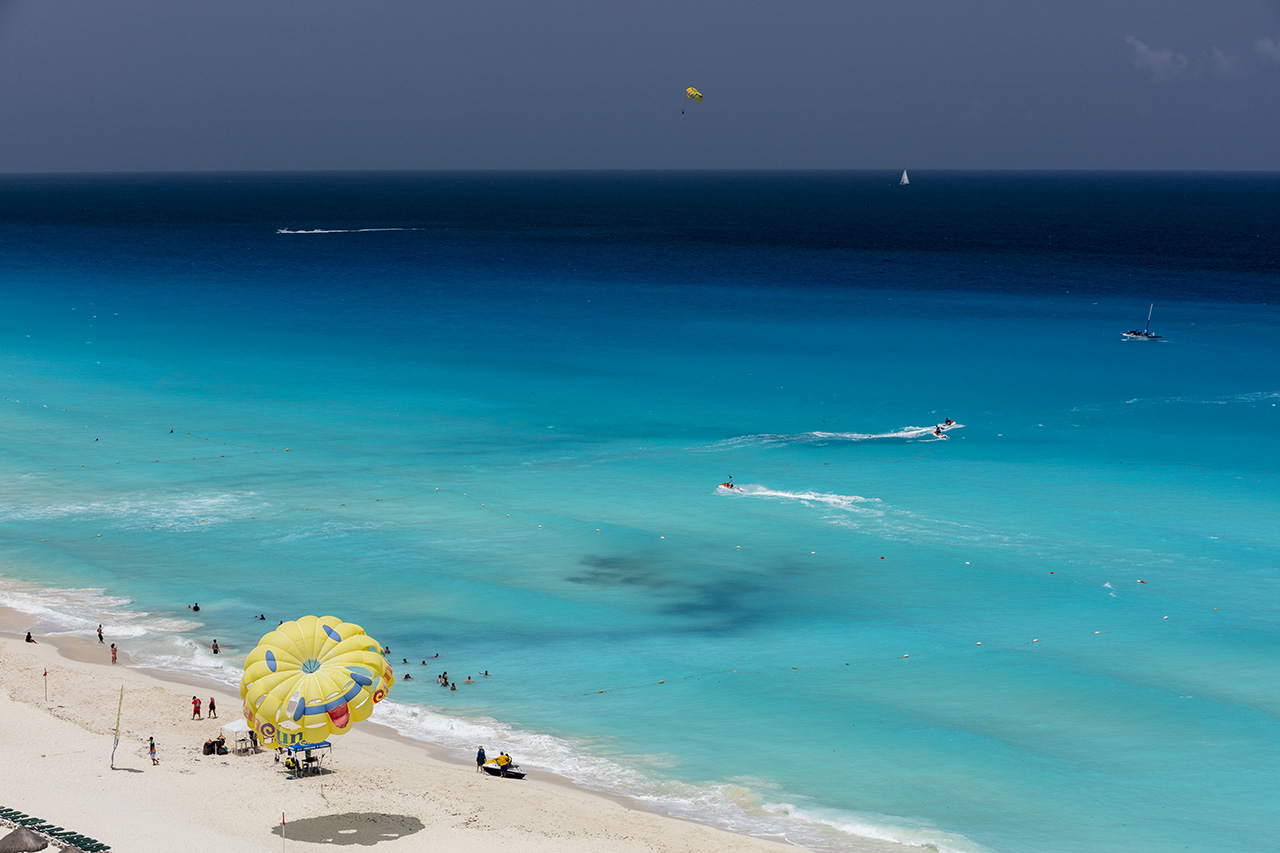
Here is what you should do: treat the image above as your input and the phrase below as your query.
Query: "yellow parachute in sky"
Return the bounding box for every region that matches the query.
[240,615,393,749]
[685,87,703,102]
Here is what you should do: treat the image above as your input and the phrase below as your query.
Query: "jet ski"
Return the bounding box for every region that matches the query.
[481,762,526,779]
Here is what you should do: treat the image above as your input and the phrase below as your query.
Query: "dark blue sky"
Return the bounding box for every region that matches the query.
[1,0,1277,172]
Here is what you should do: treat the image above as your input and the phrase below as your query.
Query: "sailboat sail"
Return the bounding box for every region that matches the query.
[1122,304,1161,340]
[899,170,909,186]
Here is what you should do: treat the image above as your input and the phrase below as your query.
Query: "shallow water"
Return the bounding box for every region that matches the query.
[1,172,1278,853]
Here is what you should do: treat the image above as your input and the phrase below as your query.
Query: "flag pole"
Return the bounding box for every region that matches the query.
[110,686,123,769]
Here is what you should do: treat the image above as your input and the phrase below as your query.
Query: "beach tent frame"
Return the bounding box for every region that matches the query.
[220,718,253,755]
[284,741,331,777]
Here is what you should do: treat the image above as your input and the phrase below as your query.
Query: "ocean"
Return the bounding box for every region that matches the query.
[1,171,1277,853]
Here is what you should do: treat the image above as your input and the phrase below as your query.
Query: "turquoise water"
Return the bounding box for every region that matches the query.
[1,173,1278,853]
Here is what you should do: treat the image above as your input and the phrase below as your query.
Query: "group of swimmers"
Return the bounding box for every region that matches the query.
[399,662,491,689]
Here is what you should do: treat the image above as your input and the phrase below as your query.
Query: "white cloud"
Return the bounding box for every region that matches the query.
[1125,35,1189,79]
[1257,37,1280,62]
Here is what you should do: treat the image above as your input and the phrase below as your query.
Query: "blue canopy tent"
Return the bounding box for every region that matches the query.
[283,741,331,777]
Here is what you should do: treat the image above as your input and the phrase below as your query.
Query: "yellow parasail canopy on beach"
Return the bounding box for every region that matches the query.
[685,87,703,102]
[240,615,393,749]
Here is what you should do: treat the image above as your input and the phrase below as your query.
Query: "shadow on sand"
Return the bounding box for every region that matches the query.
[270,812,425,846]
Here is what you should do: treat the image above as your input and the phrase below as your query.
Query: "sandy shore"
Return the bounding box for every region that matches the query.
[0,612,865,853]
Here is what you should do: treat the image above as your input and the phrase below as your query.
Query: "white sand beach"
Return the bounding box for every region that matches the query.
[0,612,914,853]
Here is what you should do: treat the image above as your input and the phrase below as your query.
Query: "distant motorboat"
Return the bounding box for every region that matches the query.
[1123,304,1162,340]
[899,169,909,186]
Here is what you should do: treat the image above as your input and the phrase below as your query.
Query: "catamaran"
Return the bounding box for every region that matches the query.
[1123,304,1162,340]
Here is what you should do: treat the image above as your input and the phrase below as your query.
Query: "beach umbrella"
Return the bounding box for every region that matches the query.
[240,615,393,749]
[0,827,48,853]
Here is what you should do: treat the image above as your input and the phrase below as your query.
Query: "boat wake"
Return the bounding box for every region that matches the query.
[717,483,884,516]
[712,423,961,451]
[718,482,1035,551]
[276,227,422,234]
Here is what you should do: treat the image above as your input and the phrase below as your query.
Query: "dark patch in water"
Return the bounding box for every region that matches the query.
[568,553,781,633]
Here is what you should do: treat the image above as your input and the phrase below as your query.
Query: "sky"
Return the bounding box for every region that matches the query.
[0,0,1278,172]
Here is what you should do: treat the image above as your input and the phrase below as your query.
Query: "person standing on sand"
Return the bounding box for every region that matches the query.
[208,696,217,718]
[192,696,202,720]
[110,643,117,664]
[476,746,486,772]
[97,624,104,644]
[149,737,159,765]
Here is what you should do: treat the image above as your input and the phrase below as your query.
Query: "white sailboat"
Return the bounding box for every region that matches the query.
[899,169,909,186]
[1122,304,1162,340]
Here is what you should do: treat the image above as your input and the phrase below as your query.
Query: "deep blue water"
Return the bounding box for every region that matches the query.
[1,172,1278,853]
